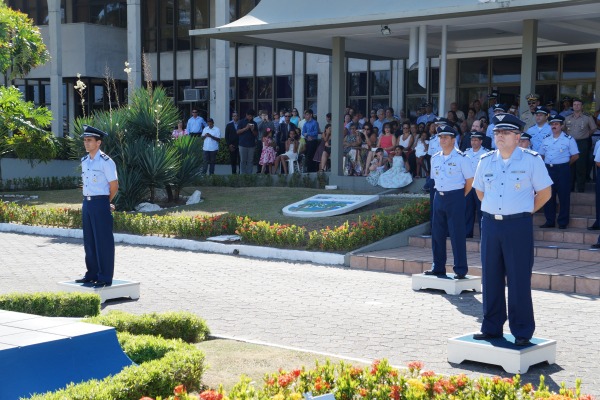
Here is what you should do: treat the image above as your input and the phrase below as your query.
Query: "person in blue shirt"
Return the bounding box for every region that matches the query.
[75,125,119,288]
[416,102,437,126]
[423,124,474,279]
[301,109,320,172]
[538,114,579,229]
[187,109,207,136]
[464,132,489,238]
[487,91,499,122]
[526,106,552,152]
[472,113,552,346]
[590,140,600,232]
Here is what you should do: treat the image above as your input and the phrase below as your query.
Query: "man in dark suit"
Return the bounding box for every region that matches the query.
[276,112,297,156]
[225,111,240,174]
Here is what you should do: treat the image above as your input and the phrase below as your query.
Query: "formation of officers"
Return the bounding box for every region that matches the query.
[424,111,555,346]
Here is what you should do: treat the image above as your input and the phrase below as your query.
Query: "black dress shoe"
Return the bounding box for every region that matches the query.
[539,223,555,228]
[473,332,502,340]
[423,270,446,276]
[92,281,112,288]
[587,226,600,231]
[466,234,473,239]
[514,337,532,346]
[74,277,94,283]
[558,225,567,230]
[591,243,600,249]
[454,274,467,280]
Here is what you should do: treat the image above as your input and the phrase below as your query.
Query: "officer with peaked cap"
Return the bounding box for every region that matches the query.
[519,132,533,149]
[521,93,540,131]
[472,113,552,346]
[423,124,474,279]
[538,114,579,229]
[75,125,118,288]
[526,106,551,152]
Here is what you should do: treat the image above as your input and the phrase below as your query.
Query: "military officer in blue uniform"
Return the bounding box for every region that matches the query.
[465,132,489,238]
[423,125,474,279]
[538,114,579,229]
[472,113,552,346]
[590,140,600,231]
[422,118,444,215]
[518,132,532,149]
[75,125,119,288]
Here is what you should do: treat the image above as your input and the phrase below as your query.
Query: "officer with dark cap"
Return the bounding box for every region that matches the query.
[519,132,533,149]
[417,102,437,125]
[521,93,540,131]
[486,103,508,148]
[526,106,551,152]
[487,90,499,122]
[464,132,488,238]
[423,124,474,279]
[75,125,118,287]
[538,114,579,229]
[472,113,552,346]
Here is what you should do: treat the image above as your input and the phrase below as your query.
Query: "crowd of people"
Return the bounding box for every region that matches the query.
[171,94,600,196]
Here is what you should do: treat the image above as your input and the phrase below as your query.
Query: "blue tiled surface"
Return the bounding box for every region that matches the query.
[454,333,548,349]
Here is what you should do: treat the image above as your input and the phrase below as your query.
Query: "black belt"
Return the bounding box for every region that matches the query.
[83,195,109,201]
[546,162,568,168]
[437,189,463,196]
[482,211,531,221]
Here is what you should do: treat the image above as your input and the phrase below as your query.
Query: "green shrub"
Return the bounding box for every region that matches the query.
[117,332,193,364]
[0,176,80,191]
[85,310,210,343]
[0,292,100,317]
[26,348,205,400]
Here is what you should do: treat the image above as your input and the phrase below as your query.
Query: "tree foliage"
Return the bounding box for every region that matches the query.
[0,3,49,80]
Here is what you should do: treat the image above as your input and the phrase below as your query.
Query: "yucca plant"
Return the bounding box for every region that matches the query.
[123,86,180,142]
[113,163,147,211]
[169,135,203,200]
[138,142,180,203]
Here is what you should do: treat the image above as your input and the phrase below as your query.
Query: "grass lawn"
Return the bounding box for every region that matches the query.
[196,338,368,391]
[4,187,418,232]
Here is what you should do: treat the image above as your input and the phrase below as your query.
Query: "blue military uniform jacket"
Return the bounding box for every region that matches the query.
[431,148,474,191]
[538,132,579,164]
[81,151,118,197]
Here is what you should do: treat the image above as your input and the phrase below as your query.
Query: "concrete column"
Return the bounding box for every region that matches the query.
[293,51,305,111]
[48,0,63,136]
[392,60,404,117]
[520,19,538,114]
[418,25,427,89]
[213,0,230,130]
[330,37,345,179]
[316,55,331,122]
[438,25,447,116]
[127,0,142,94]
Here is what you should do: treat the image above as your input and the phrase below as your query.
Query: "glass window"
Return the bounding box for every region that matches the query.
[142,0,158,52]
[177,0,191,50]
[560,82,595,113]
[492,57,521,83]
[347,99,366,116]
[562,52,596,80]
[537,54,558,81]
[257,101,272,115]
[305,75,318,99]
[257,77,272,99]
[371,99,389,113]
[459,59,489,85]
[348,72,367,96]
[160,1,174,52]
[276,75,292,99]
[238,78,254,100]
[93,85,104,104]
[371,71,390,96]
[430,68,440,94]
[276,101,292,114]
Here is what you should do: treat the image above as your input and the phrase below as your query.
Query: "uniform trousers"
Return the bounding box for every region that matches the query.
[593,165,600,227]
[82,196,114,283]
[480,213,534,339]
[431,189,468,275]
[572,138,590,192]
[465,188,482,237]
[544,163,571,226]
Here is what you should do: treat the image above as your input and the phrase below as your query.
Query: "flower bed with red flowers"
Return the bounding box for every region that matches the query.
[138,359,593,400]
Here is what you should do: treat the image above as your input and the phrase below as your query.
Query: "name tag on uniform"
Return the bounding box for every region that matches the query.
[448,163,456,166]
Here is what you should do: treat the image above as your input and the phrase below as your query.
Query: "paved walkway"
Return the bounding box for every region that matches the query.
[1,232,598,396]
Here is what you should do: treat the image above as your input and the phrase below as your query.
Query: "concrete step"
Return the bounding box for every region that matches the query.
[410,235,600,261]
[534,227,599,245]
[532,213,596,229]
[349,246,600,296]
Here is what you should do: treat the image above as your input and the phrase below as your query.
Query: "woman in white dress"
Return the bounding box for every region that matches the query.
[273,128,299,174]
[377,146,413,188]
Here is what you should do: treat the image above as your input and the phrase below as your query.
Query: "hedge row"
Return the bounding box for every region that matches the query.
[0,292,100,317]
[85,310,210,343]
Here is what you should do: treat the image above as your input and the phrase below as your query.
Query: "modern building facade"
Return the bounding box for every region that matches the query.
[5,1,600,172]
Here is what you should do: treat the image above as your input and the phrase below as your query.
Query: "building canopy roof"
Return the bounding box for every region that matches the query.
[191,0,600,59]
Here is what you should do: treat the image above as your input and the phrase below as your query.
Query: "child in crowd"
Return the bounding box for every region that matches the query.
[273,128,299,174]
[259,127,276,174]
[366,148,386,186]
[414,131,429,178]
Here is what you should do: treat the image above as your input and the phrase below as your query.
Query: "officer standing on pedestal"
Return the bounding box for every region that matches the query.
[423,125,474,279]
[75,125,118,288]
[472,113,552,346]
[538,114,579,229]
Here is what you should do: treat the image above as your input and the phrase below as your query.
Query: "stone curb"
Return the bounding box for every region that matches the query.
[0,223,344,266]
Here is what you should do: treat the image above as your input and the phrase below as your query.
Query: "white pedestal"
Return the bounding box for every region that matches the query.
[58,279,140,303]
[448,332,556,374]
[412,273,481,295]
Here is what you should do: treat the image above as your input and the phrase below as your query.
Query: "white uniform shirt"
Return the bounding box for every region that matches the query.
[431,148,474,191]
[538,132,579,165]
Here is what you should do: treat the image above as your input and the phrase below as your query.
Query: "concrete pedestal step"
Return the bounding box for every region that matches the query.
[532,213,596,229]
